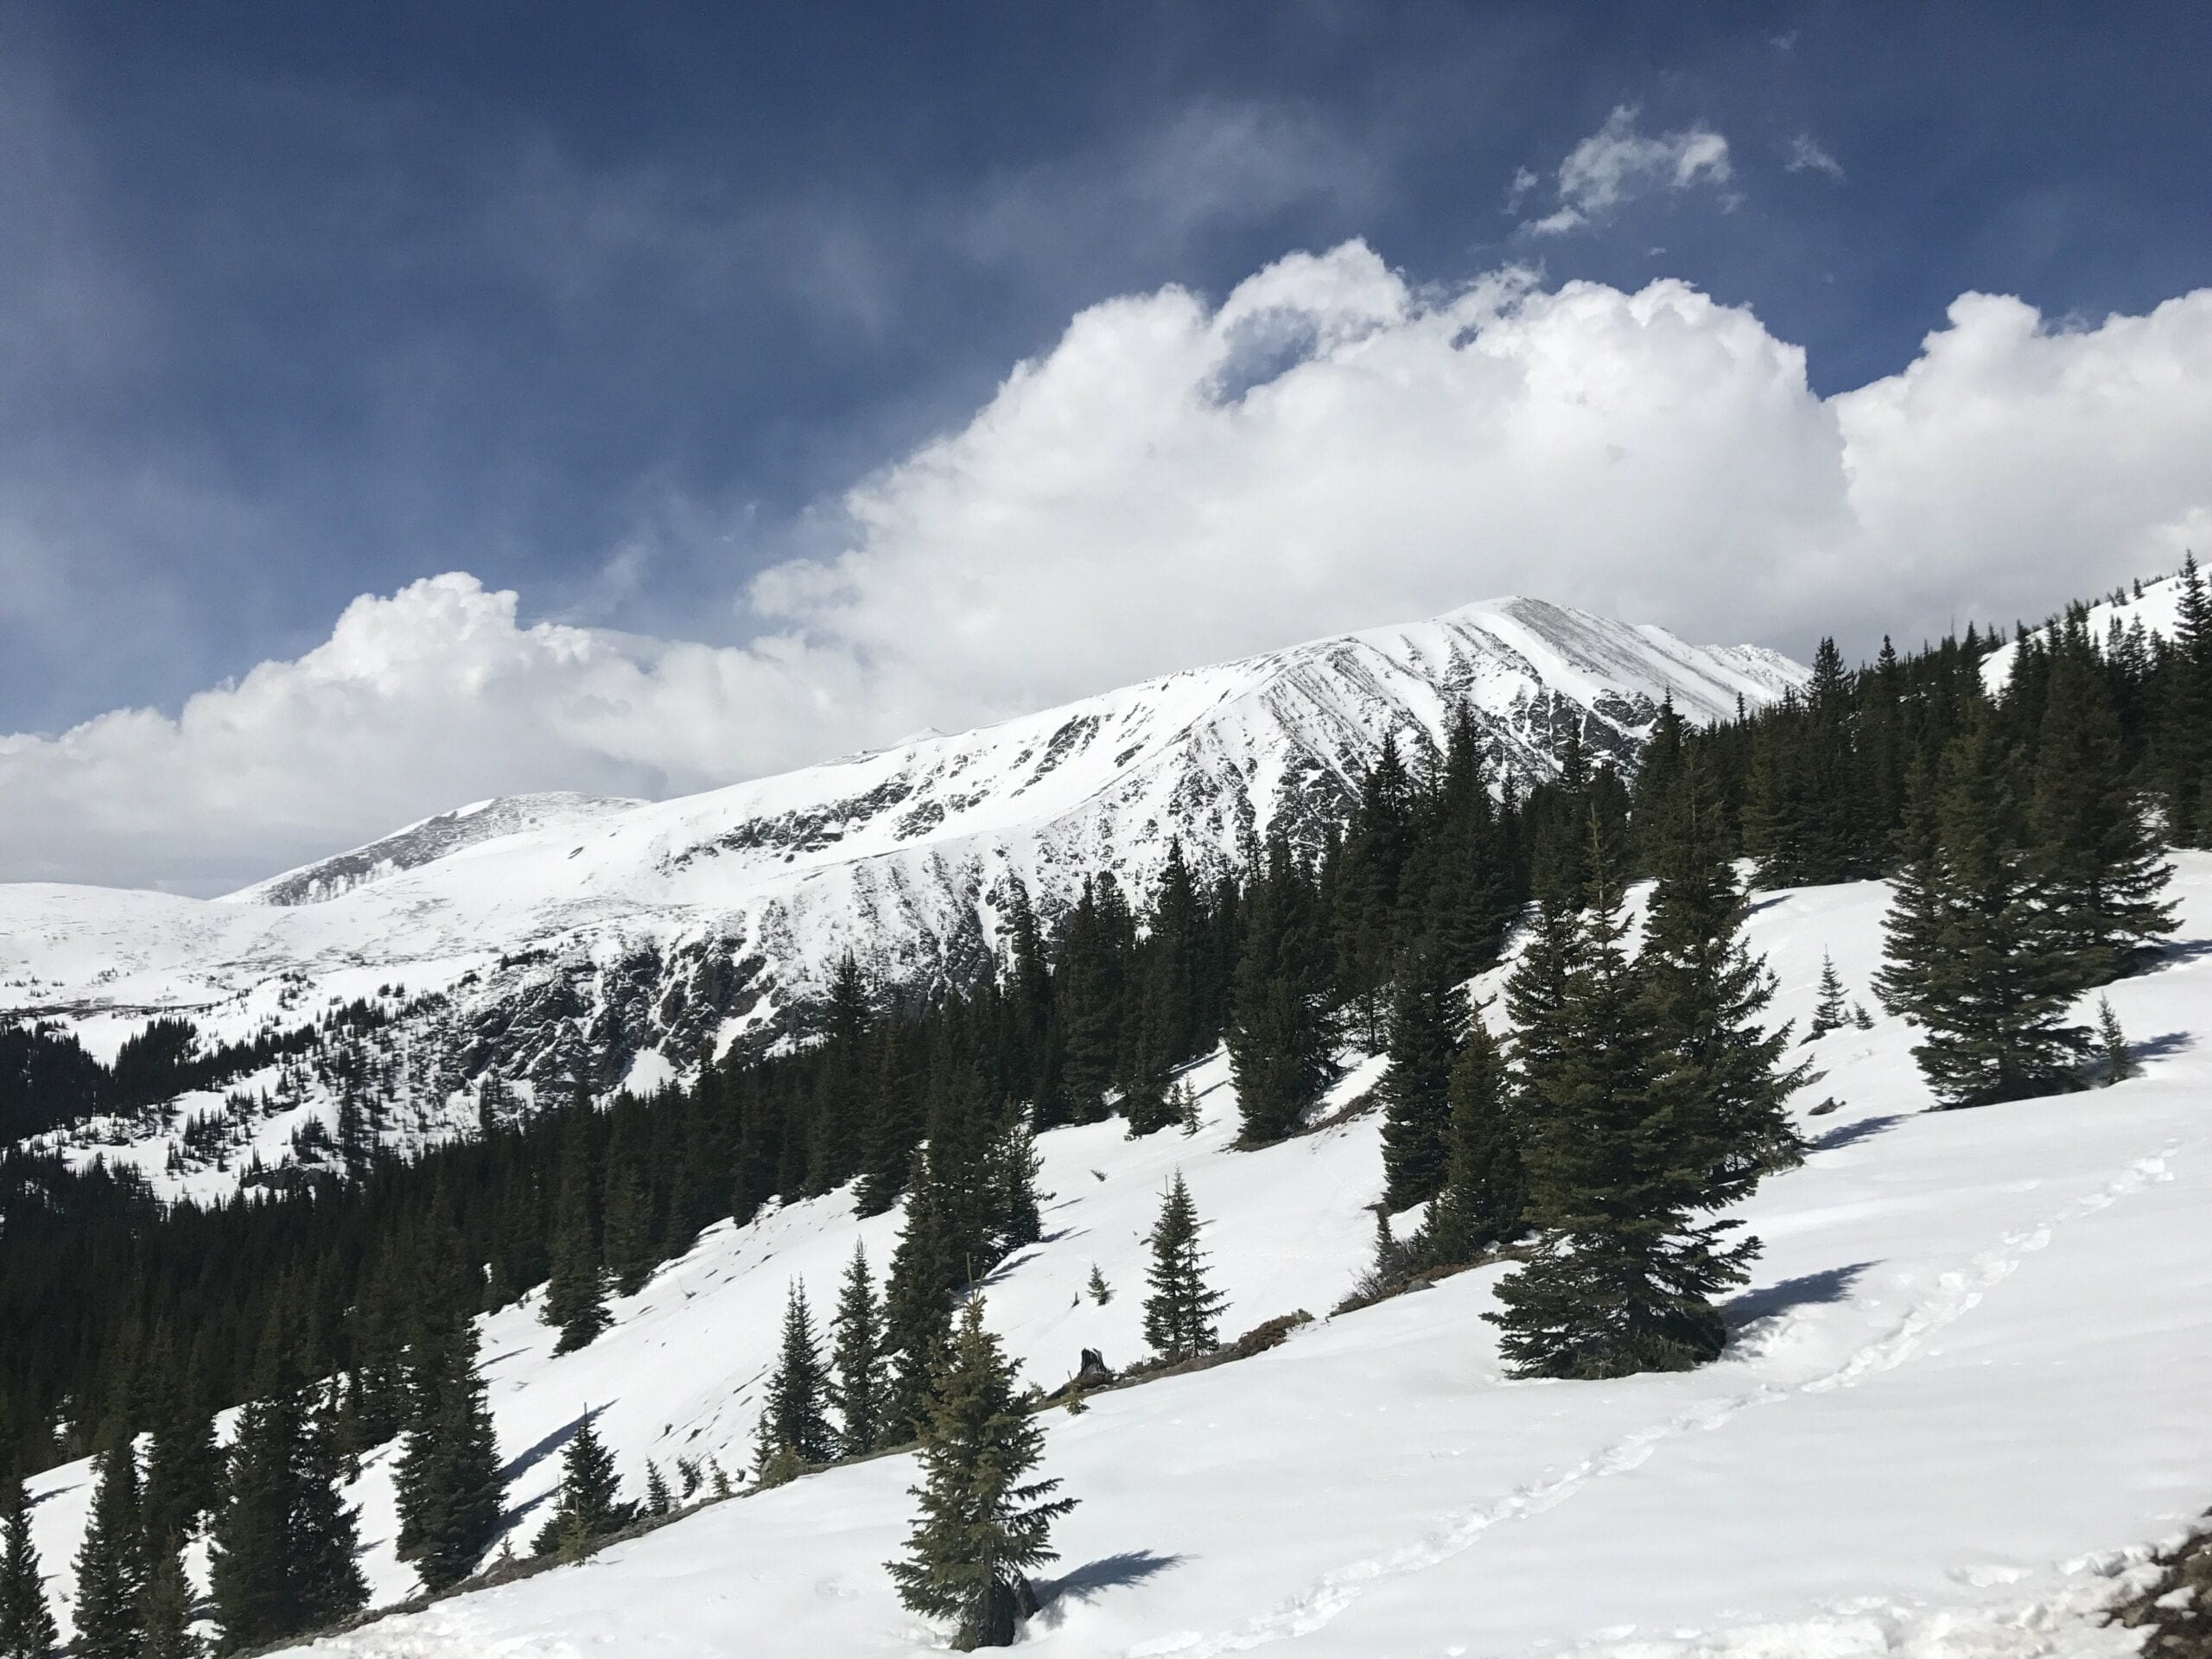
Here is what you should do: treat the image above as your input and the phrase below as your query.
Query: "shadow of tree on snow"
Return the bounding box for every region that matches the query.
[1724,1261,1878,1342]
[1030,1550,1188,1627]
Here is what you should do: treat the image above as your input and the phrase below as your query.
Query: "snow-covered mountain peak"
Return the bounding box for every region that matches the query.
[3,594,1806,1193]
[226,791,643,906]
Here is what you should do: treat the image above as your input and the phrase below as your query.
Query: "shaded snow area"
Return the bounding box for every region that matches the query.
[1,596,1805,1201]
[26,859,2212,1659]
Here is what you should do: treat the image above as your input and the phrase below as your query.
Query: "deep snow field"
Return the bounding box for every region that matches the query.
[22,856,2212,1659]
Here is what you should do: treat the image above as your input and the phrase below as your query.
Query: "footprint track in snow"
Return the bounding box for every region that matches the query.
[1138,1142,2185,1657]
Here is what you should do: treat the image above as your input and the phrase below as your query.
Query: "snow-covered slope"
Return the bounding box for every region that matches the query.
[1980,572,2188,695]
[22,857,2212,1658]
[0,596,1802,1193]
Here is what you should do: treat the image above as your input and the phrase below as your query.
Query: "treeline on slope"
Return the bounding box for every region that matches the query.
[0,563,2196,1652]
[1,1003,394,1144]
[0,706,1530,1481]
[3,556,2199,1481]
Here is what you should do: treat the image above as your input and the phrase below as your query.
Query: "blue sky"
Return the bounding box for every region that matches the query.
[5,3,2212,887]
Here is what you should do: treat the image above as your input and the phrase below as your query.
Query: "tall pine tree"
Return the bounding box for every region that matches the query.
[1377,943,1464,1211]
[828,1245,888,1459]
[1226,835,1337,1145]
[1637,751,1808,1185]
[1417,1009,1523,1266]
[1887,708,2091,1106]
[2031,645,2177,983]
[73,1444,147,1659]
[1,1471,59,1659]
[391,1250,506,1594]
[1141,1172,1228,1363]
[542,1107,610,1354]
[759,1282,836,1467]
[1489,823,1764,1378]
[888,1295,1075,1651]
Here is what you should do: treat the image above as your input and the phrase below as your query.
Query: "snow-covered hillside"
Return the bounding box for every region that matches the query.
[1980,572,2188,695]
[22,857,2212,1659]
[0,596,1802,1196]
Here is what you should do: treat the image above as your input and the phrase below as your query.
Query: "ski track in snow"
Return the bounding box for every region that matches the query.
[1145,1144,2190,1657]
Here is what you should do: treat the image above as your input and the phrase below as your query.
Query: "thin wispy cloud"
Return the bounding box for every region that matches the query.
[1519,105,1734,237]
[1786,133,1847,181]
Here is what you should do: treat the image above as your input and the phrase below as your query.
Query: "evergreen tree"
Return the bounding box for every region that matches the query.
[1226,835,1338,1145]
[643,1462,673,1517]
[1808,953,1847,1039]
[887,1295,1075,1651]
[2031,647,2177,983]
[1418,1010,1522,1265]
[880,1150,960,1442]
[1873,756,1945,1020]
[1332,731,1417,1043]
[1056,874,1135,1124]
[1377,943,1464,1211]
[760,1282,836,1467]
[982,1111,1043,1259]
[1897,709,2092,1106]
[73,1443,147,1659]
[542,1116,610,1354]
[391,1298,505,1593]
[207,1383,297,1649]
[1,1472,59,1659]
[1141,1172,1227,1363]
[2096,995,2133,1087]
[1084,1264,1112,1305]
[140,1360,218,1555]
[532,1418,632,1560]
[1637,754,1809,1185]
[1168,1080,1202,1136]
[207,1351,365,1652]
[1503,897,1580,1089]
[828,1246,888,1459]
[1489,828,1763,1378]
[1132,838,1208,1075]
[291,1383,368,1634]
[2153,553,2212,844]
[855,1021,926,1217]
[599,1146,652,1300]
[137,1539,198,1659]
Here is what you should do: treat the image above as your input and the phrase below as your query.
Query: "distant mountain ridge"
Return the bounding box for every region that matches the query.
[0,595,1804,1191]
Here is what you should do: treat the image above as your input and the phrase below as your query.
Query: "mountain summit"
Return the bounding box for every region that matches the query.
[1,595,1802,1188]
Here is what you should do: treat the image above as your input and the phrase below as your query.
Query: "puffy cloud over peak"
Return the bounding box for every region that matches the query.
[8,245,2212,891]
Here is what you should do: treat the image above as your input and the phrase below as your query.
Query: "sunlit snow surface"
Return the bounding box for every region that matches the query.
[22,857,2212,1659]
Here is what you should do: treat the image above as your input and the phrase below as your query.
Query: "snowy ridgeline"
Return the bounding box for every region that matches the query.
[1979,572,2190,696]
[1,594,1806,1199]
[22,857,2212,1659]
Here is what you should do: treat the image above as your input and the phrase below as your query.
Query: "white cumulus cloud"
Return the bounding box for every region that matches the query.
[7,241,2212,892]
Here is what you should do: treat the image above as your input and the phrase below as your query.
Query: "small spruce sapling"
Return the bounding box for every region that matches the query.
[1808,953,1847,1040]
[1084,1264,1112,1306]
[2096,996,2134,1087]
[1170,1080,1202,1136]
